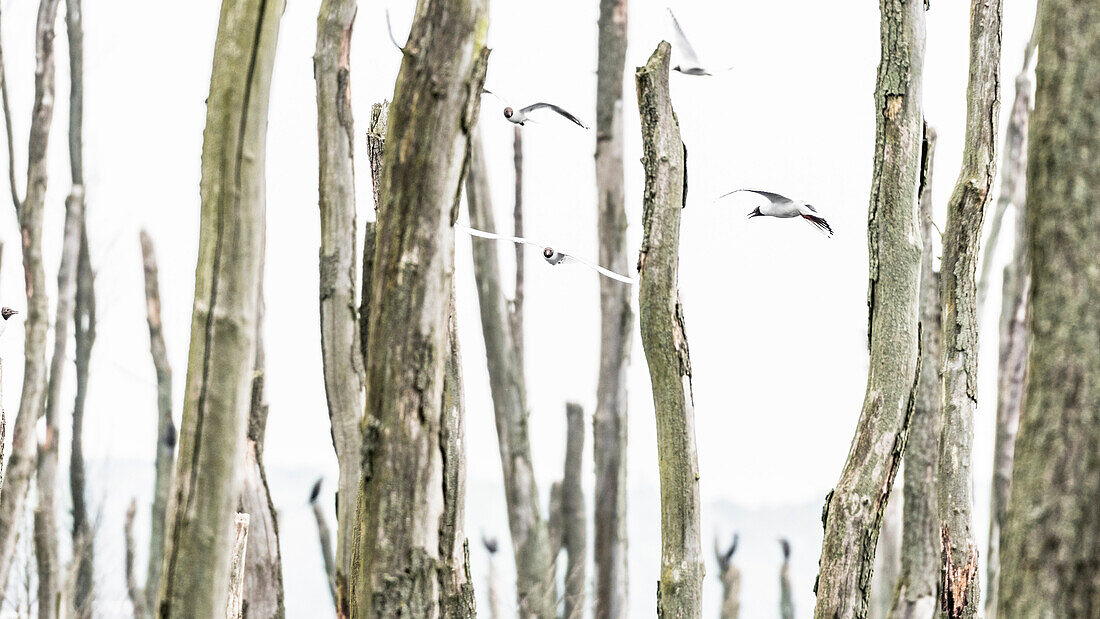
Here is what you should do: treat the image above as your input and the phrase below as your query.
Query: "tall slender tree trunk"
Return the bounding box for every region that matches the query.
[997,1,1100,615]
[888,125,941,619]
[813,1,925,615]
[637,41,702,619]
[350,0,487,613]
[0,0,61,598]
[562,403,587,619]
[936,2,1001,616]
[593,2,631,617]
[466,128,556,618]
[156,0,282,614]
[715,536,740,619]
[780,540,794,619]
[314,1,364,611]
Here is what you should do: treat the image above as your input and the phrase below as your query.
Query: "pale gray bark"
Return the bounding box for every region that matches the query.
[593,3,631,617]
[637,41,702,619]
[888,125,941,619]
[813,1,925,615]
[360,102,387,366]
[511,126,524,362]
[308,480,338,606]
[156,0,281,614]
[124,500,146,619]
[483,537,502,619]
[466,127,556,618]
[997,1,1100,614]
[440,303,475,617]
[936,2,1001,616]
[780,539,794,619]
[0,0,61,597]
[349,0,487,612]
[870,489,902,619]
[314,1,364,610]
[715,536,740,619]
[226,514,251,619]
[562,403,586,619]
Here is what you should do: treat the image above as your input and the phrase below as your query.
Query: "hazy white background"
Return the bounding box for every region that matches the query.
[0,0,1036,616]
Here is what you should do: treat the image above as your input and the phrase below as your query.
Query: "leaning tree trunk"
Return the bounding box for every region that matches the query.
[888,125,940,619]
[813,1,925,616]
[0,0,61,597]
[593,2,631,617]
[562,403,587,619]
[637,41,702,619]
[466,128,556,617]
[997,1,1100,615]
[156,0,281,615]
[349,0,487,613]
[936,1,1001,616]
[314,0,364,610]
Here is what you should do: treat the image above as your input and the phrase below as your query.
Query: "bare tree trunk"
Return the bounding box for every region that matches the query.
[562,403,587,619]
[349,0,487,612]
[997,1,1100,614]
[359,101,387,365]
[983,37,1035,619]
[511,126,524,362]
[139,230,175,614]
[0,0,61,597]
[125,500,146,619]
[466,127,556,617]
[314,1,364,610]
[715,536,740,619]
[780,540,794,619]
[483,538,502,619]
[593,2,631,617]
[888,125,940,619]
[226,514,251,619]
[156,0,281,614]
[813,1,925,615]
[936,2,1001,617]
[309,480,338,606]
[870,490,902,619]
[637,41,702,619]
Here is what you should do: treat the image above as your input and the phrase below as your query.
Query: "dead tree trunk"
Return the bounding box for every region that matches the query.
[996,1,1100,614]
[156,0,282,614]
[562,403,587,619]
[813,1,925,616]
[511,126,524,362]
[870,489,901,618]
[465,127,556,617]
[0,0,61,596]
[483,537,502,619]
[637,41,702,618]
[888,125,940,619]
[314,1,364,609]
[349,0,487,612]
[309,480,338,606]
[936,2,1001,616]
[139,230,175,614]
[226,514,251,619]
[124,500,145,619]
[715,536,740,619]
[780,540,794,619]
[593,2,631,617]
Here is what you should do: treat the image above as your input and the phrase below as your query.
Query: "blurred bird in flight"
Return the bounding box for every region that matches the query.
[716,189,834,237]
[482,89,589,129]
[459,226,636,284]
[668,8,732,76]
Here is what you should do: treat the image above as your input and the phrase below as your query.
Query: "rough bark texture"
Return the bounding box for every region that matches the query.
[715,536,739,619]
[936,2,1001,616]
[156,0,281,614]
[226,514,251,619]
[780,540,794,619]
[360,101,387,368]
[314,1,364,609]
[0,0,61,597]
[983,44,1033,619]
[562,403,587,619]
[465,127,555,618]
[349,0,487,613]
[593,3,631,617]
[997,1,1100,615]
[139,230,175,614]
[309,480,338,606]
[636,41,702,619]
[888,125,941,619]
[813,1,925,616]
[125,500,146,619]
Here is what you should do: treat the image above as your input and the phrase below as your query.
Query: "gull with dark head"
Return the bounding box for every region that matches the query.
[482,89,588,129]
[716,189,834,237]
[459,226,635,284]
[0,307,18,338]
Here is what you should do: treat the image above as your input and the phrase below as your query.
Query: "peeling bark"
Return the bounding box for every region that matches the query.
[813,1,925,616]
[637,41,702,619]
[226,514,251,619]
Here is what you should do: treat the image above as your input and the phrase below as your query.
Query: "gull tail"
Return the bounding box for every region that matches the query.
[802,214,834,238]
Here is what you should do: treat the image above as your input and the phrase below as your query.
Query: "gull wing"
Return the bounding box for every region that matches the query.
[458,225,547,250]
[667,8,703,66]
[518,103,588,129]
[560,252,637,285]
[482,88,510,107]
[714,188,791,204]
[385,9,405,52]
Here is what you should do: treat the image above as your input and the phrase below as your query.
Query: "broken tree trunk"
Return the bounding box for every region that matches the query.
[813,1,925,616]
[780,540,794,619]
[996,1,1100,614]
[593,2,632,617]
[637,41,702,618]
[715,535,740,619]
[0,0,61,597]
[483,537,502,619]
[465,127,556,618]
[888,125,940,619]
[936,1,1001,616]
[309,480,338,606]
[314,0,364,609]
[156,0,282,615]
[349,0,487,613]
[562,403,587,619]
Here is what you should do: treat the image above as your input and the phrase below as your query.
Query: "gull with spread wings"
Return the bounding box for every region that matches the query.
[459,226,636,284]
[668,8,731,76]
[716,189,834,237]
[482,89,589,129]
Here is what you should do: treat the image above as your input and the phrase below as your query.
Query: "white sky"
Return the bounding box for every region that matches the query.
[0,0,1037,616]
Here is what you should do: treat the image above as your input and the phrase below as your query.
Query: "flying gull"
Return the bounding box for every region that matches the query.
[482,89,588,129]
[459,226,635,284]
[0,307,18,338]
[668,8,731,76]
[716,189,834,237]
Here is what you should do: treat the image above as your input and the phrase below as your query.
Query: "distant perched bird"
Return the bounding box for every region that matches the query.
[309,478,323,505]
[482,535,498,555]
[667,8,729,76]
[717,189,834,237]
[459,226,636,284]
[482,89,588,129]
[0,307,18,338]
[779,537,791,560]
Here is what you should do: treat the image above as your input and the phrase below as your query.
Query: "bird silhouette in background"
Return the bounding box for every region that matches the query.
[482,89,589,129]
[667,8,731,76]
[717,189,834,237]
[0,307,19,338]
[459,226,636,284]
